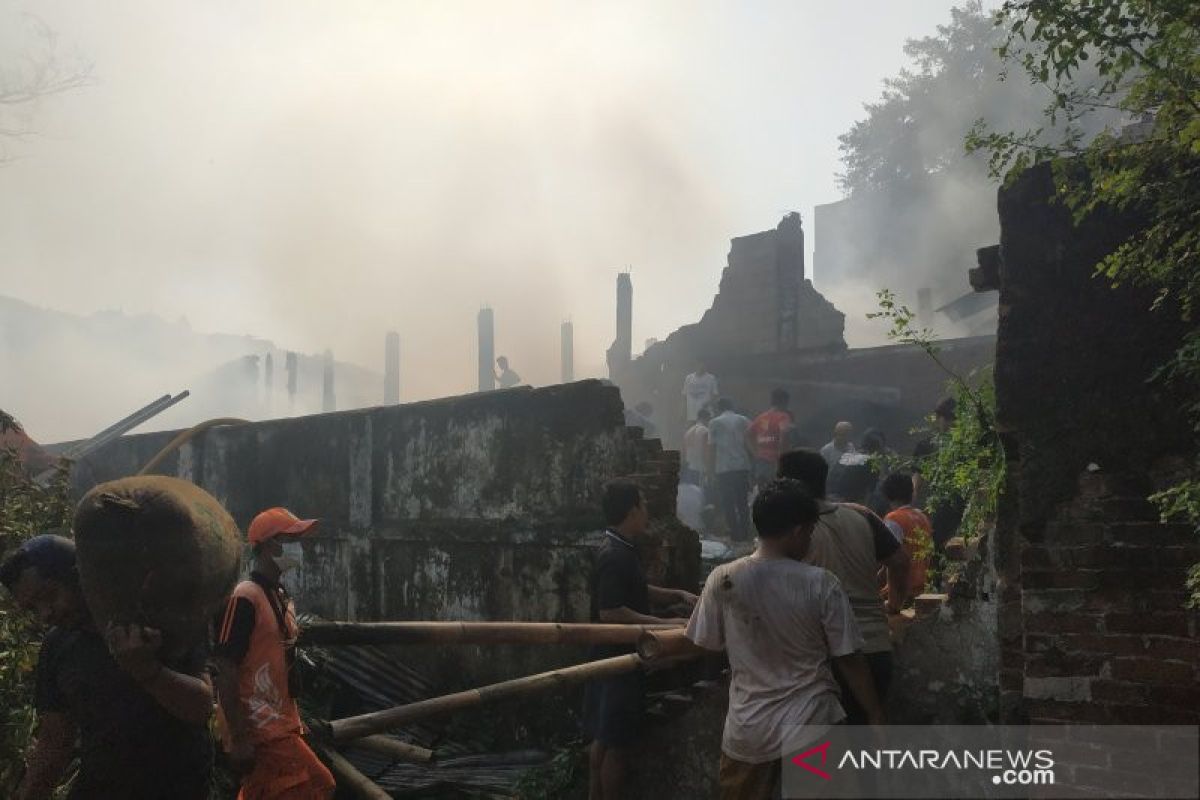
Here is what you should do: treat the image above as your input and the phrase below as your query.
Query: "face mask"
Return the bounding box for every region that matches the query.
[273,541,304,574]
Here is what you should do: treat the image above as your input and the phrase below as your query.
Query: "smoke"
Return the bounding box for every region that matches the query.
[0,0,1011,441]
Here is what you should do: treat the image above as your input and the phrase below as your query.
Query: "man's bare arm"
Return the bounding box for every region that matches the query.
[105,624,213,725]
[833,652,885,725]
[881,546,911,614]
[647,584,698,607]
[598,606,687,626]
[16,712,75,800]
[140,666,214,725]
[213,655,255,771]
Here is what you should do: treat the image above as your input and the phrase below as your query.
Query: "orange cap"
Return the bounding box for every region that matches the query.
[247,507,319,545]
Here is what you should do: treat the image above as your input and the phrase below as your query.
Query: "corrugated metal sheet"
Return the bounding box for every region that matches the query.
[304,637,550,796]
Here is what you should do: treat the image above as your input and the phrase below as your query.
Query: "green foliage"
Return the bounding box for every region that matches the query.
[512,740,586,800]
[838,0,1117,195]
[0,447,74,796]
[969,0,1200,604]
[869,290,1004,542]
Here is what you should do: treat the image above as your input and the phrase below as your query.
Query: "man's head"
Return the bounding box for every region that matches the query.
[777,448,828,499]
[602,479,648,536]
[695,359,708,375]
[934,397,956,432]
[882,472,915,509]
[0,534,86,628]
[634,401,654,418]
[716,397,735,414]
[248,507,319,573]
[832,421,853,446]
[496,356,509,371]
[752,479,820,559]
[861,428,886,455]
[770,388,790,410]
[696,408,711,425]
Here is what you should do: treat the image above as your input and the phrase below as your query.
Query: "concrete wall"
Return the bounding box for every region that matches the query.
[71,380,699,694]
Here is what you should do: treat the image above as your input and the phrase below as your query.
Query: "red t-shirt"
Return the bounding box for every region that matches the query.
[748,409,792,463]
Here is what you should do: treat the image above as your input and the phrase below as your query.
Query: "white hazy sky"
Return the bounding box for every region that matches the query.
[2,0,976,402]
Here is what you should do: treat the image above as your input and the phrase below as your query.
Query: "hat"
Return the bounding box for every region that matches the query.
[247,507,319,546]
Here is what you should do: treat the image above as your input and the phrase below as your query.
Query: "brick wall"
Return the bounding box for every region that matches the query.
[993,163,1200,725]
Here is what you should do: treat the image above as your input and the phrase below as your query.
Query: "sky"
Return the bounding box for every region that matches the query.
[1,0,979,405]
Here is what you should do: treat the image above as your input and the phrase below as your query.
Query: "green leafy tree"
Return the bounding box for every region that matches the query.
[0,427,74,795]
[967,0,1200,604]
[838,1,1116,195]
[868,290,1004,544]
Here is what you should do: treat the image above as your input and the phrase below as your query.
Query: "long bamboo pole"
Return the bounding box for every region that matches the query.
[311,740,392,800]
[299,621,680,647]
[636,628,700,661]
[349,735,434,763]
[330,653,643,742]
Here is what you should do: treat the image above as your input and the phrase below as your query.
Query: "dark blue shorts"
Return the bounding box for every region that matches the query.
[581,672,645,747]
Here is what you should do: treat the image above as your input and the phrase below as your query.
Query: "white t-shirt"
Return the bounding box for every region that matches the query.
[686,554,863,763]
[682,372,719,420]
[708,411,751,474]
[676,482,705,533]
[683,422,710,472]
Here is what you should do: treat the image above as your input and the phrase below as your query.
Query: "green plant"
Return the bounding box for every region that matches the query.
[868,290,1004,542]
[0,434,74,796]
[511,739,586,800]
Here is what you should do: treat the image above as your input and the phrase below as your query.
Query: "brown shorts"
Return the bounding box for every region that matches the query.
[718,753,781,800]
[239,735,336,800]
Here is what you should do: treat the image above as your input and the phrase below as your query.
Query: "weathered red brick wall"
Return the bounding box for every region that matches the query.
[993,162,1199,724]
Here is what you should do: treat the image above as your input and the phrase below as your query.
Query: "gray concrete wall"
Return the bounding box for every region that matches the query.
[71,380,697,693]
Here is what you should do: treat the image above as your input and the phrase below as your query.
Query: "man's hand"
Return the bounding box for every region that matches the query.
[104,622,163,683]
[228,737,256,776]
[674,589,698,607]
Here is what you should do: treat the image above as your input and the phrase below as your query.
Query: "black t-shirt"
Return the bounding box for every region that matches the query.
[35,627,212,799]
[855,505,902,562]
[589,531,649,659]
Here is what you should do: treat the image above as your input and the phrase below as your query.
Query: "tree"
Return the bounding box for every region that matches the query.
[968,0,1200,603]
[837,1,1116,196]
[0,14,91,163]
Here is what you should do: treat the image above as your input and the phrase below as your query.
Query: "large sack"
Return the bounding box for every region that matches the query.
[74,475,241,658]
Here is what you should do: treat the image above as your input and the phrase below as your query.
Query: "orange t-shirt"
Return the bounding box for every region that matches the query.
[216,578,304,746]
[884,506,934,601]
[748,409,792,464]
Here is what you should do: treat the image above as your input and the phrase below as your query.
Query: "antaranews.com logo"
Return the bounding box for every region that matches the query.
[782,725,1196,799]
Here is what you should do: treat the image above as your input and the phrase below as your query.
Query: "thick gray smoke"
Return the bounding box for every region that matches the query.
[2,1,1031,442]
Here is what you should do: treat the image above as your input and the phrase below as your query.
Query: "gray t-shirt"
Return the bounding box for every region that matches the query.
[686,554,863,763]
[708,411,751,474]
[820,440,856,467]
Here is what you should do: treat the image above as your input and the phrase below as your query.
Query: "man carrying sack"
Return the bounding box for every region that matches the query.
[213,508,335,800]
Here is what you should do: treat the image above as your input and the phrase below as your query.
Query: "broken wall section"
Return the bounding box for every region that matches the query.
[992,163,1199,726]
[71,380,700,698]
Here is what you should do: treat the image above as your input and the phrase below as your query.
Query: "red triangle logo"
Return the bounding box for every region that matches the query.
[790,740,832,781]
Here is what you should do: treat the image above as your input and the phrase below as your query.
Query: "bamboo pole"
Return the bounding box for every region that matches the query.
[299,620,681,647]
[331,653,643,742]
[636,628,699,661]
[311,740,392,800]
[349,735,434,764]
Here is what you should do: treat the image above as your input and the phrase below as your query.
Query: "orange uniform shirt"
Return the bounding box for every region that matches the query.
[216,577,304,746]
[883,505,934,601]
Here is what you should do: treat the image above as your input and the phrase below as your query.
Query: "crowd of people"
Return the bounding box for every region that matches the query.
[674,360,960,560]
[589,399,953,799]
[588,469,910,800]
[581,363,961,798]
